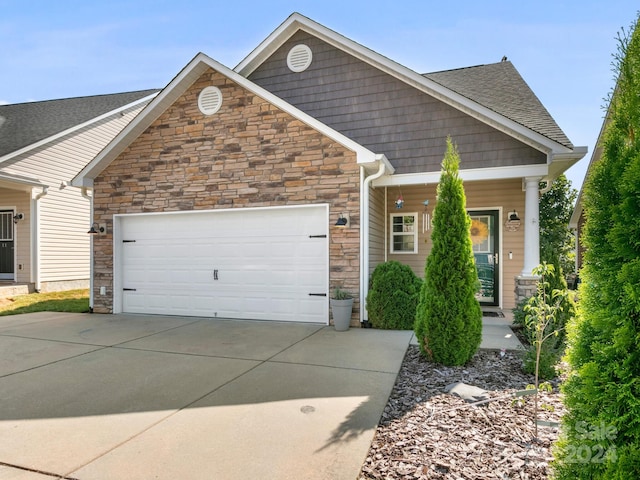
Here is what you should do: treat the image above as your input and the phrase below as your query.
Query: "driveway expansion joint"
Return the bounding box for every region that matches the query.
[0,461,79,480]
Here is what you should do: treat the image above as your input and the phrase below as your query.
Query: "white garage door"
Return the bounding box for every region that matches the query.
[115,205,329,323]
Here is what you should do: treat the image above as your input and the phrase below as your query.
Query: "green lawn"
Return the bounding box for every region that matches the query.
[0,289,90,316]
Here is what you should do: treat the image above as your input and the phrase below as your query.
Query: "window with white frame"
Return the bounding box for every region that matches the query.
[390,213,418,253]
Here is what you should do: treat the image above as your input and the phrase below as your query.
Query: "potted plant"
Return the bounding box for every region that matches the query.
[330,287,354,331]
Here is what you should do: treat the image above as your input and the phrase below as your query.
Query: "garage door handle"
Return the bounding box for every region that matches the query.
[213,269,219,280]
[123,288,137,291]
[308,293,327,297]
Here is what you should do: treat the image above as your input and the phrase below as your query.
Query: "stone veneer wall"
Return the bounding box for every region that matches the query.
[91,68,361,324]
[514,276,539,304]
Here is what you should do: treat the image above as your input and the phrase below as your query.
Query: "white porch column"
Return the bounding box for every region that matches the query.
[521,176,541,276]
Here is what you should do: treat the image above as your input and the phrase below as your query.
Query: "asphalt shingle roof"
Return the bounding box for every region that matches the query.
[424,61,573,148]
[0,89,159,158]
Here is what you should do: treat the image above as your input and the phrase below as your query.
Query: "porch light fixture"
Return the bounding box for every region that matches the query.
[13,213,23,224]
[87,222,106,235]
[505,210,521,232]
[335,214,349,228]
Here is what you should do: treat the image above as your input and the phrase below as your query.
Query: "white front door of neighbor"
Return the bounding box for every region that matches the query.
[115,205,329,323]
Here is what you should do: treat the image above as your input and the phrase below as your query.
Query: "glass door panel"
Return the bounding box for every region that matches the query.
[469,211,499,306]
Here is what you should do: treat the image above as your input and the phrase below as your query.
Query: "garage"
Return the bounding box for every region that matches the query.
[113,205,329,323]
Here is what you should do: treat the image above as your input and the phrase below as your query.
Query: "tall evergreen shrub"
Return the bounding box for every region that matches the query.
[414,137,482,366]
[553,15,640,479]
[366,261,422,330]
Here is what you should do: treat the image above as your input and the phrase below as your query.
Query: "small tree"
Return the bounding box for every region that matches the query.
[516,264,575,380]
[523,263,567,438]
[539,174,577,276]
[366,261,422,330]
[414,137,482,366]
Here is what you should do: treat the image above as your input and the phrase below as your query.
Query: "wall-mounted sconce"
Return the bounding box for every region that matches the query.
[87,222,106,235]
[505,210,521,232]
[334,214,350,228]
[13,213,23,224]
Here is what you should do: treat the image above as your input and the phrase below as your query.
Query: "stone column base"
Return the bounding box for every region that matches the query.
[514,275,540,303]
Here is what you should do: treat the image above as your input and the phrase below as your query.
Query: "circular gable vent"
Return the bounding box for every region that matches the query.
[287,44,312,72]
[198,86,222,115]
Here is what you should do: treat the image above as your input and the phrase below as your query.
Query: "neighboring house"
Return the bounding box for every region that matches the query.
[73,13,586,324]
[0,90,158,294]
[569,109,611,273]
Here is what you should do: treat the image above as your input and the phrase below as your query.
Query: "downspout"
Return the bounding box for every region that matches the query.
[384,187,388,262]
[81,188,94,312]
[32,186,49,292]
[360,158,387,323]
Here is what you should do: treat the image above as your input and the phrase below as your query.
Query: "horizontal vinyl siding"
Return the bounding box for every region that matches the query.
[2,104,147,282]
[383,179,525,310]
[386,185,435,276]
[368,186,385,279]
[249,31,546,174]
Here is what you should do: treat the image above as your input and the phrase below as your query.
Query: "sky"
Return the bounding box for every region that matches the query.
[1,1,638,192]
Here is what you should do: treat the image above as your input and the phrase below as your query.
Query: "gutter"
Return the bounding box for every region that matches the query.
[31,186,49,292]
[360,155,389,323]
[81,187,94,312]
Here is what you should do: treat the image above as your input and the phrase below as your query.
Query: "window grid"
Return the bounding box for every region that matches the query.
[390,213,417,254]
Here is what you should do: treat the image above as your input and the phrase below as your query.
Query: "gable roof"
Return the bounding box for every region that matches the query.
[424,61,572,149]
[235,13,583,160]
[72,53,390,188]
[0,89,159,160]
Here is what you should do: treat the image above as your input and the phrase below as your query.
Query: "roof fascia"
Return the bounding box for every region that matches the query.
[0,171,48,190]
[73,52,378,188]
[547,146,588,181]
[372,164,549,187]
[235,13,573,156]
[0,93,158,166]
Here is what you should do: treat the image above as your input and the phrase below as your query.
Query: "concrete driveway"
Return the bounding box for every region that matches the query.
[0,312,412,480]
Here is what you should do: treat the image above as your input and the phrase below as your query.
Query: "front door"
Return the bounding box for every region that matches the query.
[0,211,14,280]
[469,210,499,306]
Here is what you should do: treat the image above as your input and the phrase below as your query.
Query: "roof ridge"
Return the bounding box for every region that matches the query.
[422,63,498,75]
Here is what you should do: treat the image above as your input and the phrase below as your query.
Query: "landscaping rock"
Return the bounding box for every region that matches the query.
[444,382,489,402]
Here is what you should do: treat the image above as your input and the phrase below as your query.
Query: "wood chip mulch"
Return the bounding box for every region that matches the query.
[359,346,564,480]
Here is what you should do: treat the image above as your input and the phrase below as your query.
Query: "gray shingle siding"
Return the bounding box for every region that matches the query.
[249,31,546,174]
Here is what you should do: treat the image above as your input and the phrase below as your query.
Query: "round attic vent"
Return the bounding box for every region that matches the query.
[198,86,223,115]
[287,44,312,72]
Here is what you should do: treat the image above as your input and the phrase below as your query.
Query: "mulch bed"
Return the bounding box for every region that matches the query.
[359,346,564,480]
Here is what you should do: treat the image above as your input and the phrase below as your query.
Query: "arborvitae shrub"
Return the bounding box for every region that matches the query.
[366,261,422,330]
[414,137,482,366]
[553,16,640,479]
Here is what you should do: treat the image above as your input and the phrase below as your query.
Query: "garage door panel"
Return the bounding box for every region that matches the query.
[118,206,329,323]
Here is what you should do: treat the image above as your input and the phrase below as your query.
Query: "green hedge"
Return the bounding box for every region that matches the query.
[366,261,422,330]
